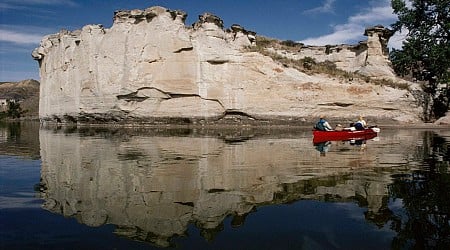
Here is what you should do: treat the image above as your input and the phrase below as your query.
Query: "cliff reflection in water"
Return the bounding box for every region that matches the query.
[38,127,423,247]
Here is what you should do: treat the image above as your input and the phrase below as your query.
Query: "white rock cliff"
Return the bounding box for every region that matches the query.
[32,6,422,125]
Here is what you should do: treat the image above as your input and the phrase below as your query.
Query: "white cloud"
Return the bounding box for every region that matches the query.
[0,25,52,45]
[0,0,77,10]
[0,29,43,45]
[389,29,408,49]
[300,23,362,46]
[299,0,405,49]
[3,0,76,6]
[303,0,336,14]
[348,5,396,24]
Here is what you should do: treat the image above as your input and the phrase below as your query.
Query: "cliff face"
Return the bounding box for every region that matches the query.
[32,6,422,124]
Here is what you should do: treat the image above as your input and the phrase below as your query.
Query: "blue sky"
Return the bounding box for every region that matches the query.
[0,0,405,82]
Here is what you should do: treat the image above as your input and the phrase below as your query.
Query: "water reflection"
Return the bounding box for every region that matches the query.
[388,131,450,249]
[0,121,40,159]
[36,126,450,248]
[314,139,371,156]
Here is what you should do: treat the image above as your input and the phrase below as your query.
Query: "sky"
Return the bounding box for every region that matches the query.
[0,0,406,82]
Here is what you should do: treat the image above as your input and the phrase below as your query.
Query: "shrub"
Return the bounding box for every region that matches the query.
[7,101,22,119]
[280,40,301,47]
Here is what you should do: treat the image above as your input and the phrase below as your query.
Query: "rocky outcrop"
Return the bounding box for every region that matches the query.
[268,25,396,79]
[434,112,450,125]
[359,25,396,78]
[33,6,422,125]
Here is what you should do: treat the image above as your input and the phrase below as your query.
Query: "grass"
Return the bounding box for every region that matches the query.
[245,36,410,90]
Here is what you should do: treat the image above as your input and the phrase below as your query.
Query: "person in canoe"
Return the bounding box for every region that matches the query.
[314,115,333,131]
[354,116,367,130]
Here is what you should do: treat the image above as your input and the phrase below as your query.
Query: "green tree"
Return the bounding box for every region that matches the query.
[390,0,450,121]
[7,100,22,119]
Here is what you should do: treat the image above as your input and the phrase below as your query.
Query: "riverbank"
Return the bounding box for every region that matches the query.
[4,114,448,132]
[37,120,448,131]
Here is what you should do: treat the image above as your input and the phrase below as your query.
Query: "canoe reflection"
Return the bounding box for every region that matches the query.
[38,127,394,247]
[314,139,371,156]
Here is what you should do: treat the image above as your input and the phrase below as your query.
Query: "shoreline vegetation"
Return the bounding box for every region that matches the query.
[5,118,445,130]
[246,36,410,90]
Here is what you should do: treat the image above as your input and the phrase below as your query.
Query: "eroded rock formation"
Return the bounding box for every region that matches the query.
[268,25,396,79]
[33,6,422,124]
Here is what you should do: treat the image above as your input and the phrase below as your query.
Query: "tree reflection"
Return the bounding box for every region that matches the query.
[388,132,450,249]
[7,122,21,141]
[0,121,40,158]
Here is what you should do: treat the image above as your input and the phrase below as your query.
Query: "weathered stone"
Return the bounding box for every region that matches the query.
[434,113,450,125]
[193,12,224,29]
[268,25,397,79]
[33,6,423,125]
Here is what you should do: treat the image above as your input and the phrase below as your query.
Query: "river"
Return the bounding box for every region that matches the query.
[0,122,449,249]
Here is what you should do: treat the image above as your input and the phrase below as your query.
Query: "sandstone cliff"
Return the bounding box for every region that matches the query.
[32,6,422,125]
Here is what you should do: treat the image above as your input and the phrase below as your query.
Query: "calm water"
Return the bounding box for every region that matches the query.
[0,122,449,249]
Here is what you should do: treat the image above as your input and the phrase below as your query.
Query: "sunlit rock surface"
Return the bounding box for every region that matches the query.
[39,127,427,247]
[269,26,396,79]
[435,112,450,125]
[33,6,422,124]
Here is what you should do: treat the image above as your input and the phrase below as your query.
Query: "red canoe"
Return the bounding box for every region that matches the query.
[313,128,379,144]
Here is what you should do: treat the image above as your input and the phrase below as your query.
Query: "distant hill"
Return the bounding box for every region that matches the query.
[0,79,40,119]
